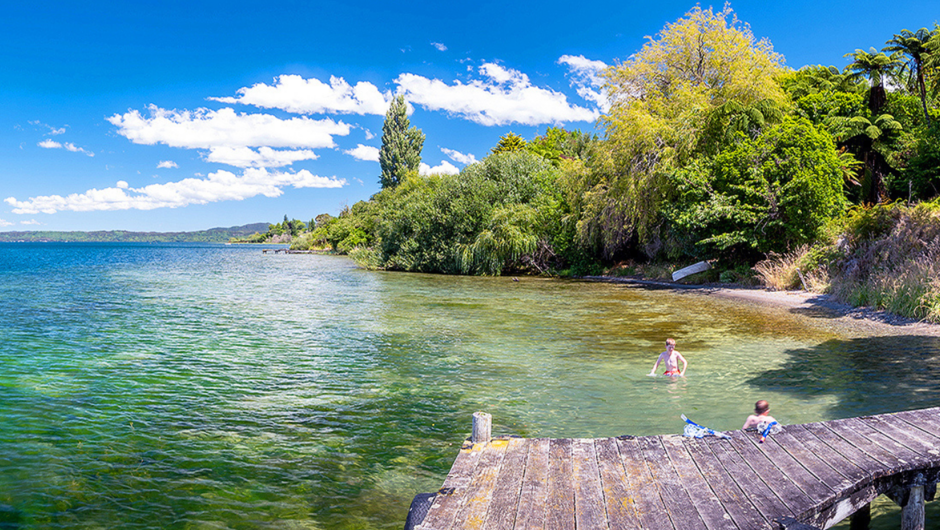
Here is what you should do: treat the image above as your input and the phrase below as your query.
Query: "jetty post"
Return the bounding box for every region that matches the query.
[471,411,491,444]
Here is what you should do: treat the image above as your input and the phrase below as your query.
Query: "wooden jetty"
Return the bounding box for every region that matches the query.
[406,409,940,530]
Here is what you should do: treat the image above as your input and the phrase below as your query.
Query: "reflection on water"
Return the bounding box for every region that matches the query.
[0,243,937,529]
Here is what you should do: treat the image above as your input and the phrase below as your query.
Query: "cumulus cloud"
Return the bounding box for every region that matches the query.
[204,146,318,168]
[395,63,600,126]
[431,42,447,51]
[0,218,13,227]
[20,219,41,225]
[557,54,610,111]
[441,147,476,165]
[211,75,391,115]
[157,160,178,169]
[38,139,94,156]
[108,105,351,151]
[116,181,129,189]
[4,168,345,214]
[344,144,380,162]
[419,160,459,175]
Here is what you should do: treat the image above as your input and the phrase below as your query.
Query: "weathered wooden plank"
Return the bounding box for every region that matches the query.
[481,437,528,530]
[685,438,770,529]
[860,414,940,461]
[451,439,510,529]
[638,435,707,530]
[821,418,905,473]
[572,438,607,530]
[740,427,834,505]
[769,428,853,496]
[705,434,794,521]
[595,437,642,530]
[805,482,880,530]
[832,417,921,471]
[892,409,940,442]
[660,436,737,530]
[723,431,814,514]
[514,438,550,530]
[546,438,575,530]
[418,440,485,530]
[617,436,675,530]
[786,424,870,486]
[800,422,887,480]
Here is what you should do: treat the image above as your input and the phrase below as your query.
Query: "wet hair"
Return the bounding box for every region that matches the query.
[665,338,676,347]
[755,400,770,415]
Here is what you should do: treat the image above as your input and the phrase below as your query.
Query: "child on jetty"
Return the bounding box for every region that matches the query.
[649,338,687,377]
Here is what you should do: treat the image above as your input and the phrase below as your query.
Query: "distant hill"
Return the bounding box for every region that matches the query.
[0,223,270,243]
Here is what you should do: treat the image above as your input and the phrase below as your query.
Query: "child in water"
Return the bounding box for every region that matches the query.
[649,338,687,377]
[743,400,779,442]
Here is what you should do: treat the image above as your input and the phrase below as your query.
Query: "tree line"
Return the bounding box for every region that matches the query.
[260,6,940,292]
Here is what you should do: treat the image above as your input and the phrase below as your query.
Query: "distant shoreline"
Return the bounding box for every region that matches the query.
[0,223,269,243]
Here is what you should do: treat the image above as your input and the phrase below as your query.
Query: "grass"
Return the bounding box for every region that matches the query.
[756,200,940,323]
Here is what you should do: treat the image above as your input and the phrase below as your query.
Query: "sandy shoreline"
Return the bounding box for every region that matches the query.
[585,276,940,337]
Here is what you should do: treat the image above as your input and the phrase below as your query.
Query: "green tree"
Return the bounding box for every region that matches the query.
[379,95,425,189]
[844,48,902,115]
[585,5,788,258]
[490,132,527,154]
[665,117,846,257]
[884,28,937,124]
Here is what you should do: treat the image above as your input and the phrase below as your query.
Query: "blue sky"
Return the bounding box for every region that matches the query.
[2,1,937,232]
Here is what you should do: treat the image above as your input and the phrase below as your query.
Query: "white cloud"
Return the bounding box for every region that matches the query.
[395,63,600,126]
[441,147,476,165]
[157,160,178,169]
[38,139,94,156]
[211,75,391,115]
[116,181,129,189]
[20,219,41,225]
[0,218,13,227]
[30,121,66,135]
[431,42,447,51]
[108,105,351,151]
[204,146,318,168]
[64,143,94,156]
[364,128,375,140]
[557,54,610,112]
[419,160,459,175]
[344,144,380,162]
[4,168,346,214]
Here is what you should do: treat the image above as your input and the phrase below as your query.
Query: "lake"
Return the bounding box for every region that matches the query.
[1,242,937,529]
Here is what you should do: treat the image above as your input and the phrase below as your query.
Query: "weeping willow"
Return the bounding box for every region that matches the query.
[458,204,538,275]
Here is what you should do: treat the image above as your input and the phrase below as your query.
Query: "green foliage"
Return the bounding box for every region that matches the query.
[900,124,940,199]
[884,27,937,123]
[583,4,789,258]
[379,95,425,189]
[526,127,597,165]
[376,152,563,274]
[490,132,527,154]
[664,117,847,256]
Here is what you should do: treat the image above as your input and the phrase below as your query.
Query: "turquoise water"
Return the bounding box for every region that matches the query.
[0,243,937,529]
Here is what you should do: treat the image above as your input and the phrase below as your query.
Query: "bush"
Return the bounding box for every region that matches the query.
[665,117,847,258]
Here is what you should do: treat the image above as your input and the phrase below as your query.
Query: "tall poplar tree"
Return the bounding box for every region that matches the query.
[379,95,425,189]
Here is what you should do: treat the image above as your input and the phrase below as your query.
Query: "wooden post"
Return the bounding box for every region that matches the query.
[901,484,925,530]
[472,412,491,444]
[849,503,870,530]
